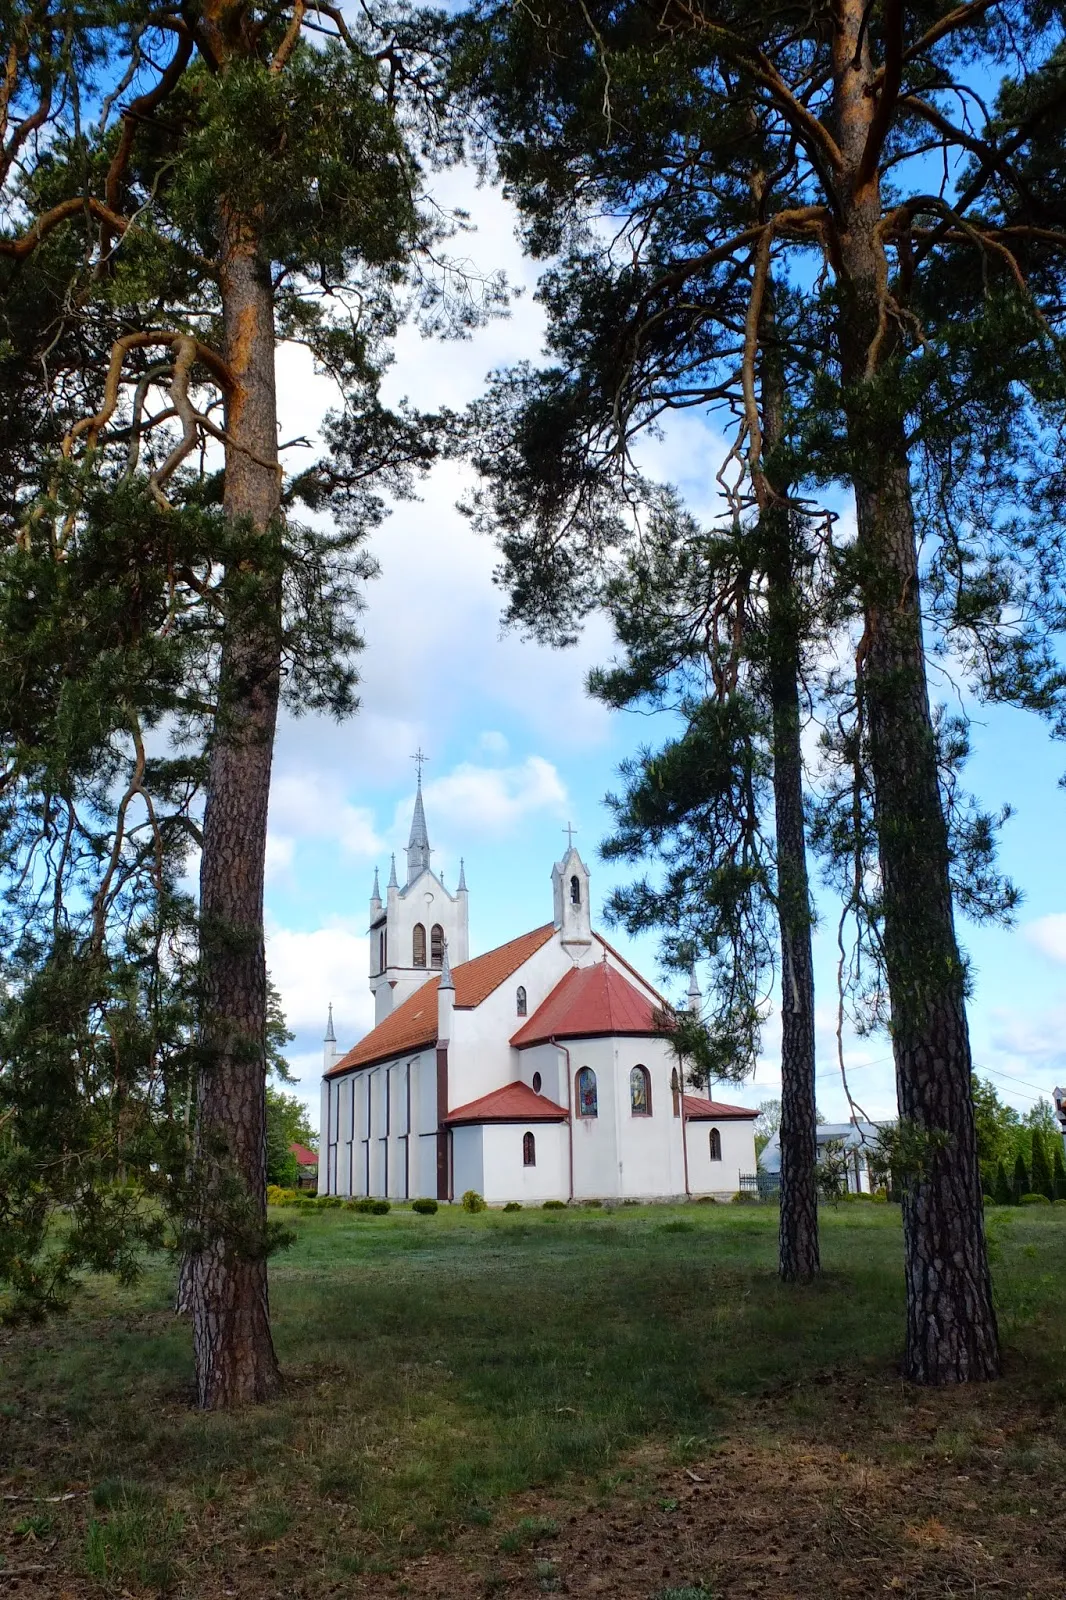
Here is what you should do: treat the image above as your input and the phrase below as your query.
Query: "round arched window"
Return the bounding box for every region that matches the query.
[630,1065,651,1116]
[576,1066,598,1118]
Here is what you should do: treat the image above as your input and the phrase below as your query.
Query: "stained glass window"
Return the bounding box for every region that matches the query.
[630,1065,651,1116]
[430,924,444,968]
[523,1131,536,1167]
[516,985,527,1016]
[709,1128,722,1161]
[413,923,426,967]
[576,1067,598,1119]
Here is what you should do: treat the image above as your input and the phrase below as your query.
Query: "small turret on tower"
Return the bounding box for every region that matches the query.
[323,1003,340,1072]
[552,824,592,952]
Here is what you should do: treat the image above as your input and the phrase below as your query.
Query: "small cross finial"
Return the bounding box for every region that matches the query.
[563,820,577,851]
[412,747,429,782]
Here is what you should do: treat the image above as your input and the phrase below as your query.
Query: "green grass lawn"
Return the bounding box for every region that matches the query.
[3,1200,1066,1598]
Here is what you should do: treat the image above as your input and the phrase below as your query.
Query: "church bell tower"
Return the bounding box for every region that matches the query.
[368,765,469,1023]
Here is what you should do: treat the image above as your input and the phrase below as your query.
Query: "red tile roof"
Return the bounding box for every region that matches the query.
[443,1081,569,1126]
[326,923,556,1077]
[289,1142,319,1166]
[511,960,664,1048]
[682,1095,759,1121]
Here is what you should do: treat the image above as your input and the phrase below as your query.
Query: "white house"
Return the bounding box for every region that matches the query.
[759,1119,889,1194]
[319,783,757,1205]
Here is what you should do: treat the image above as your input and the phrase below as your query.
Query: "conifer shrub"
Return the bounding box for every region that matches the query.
[369,1200,390,1215]
[461,1190,487,1213]
[542,1199,566,1210]
[993,1160,1013,1206]
[1019,1192,1051,1206]
[502,1201,522,1212]
[1054,1145,1066,1202]
[411,1198,438,1215]
[1031,1129,1055,1201]
[1013,1154,1030,1203]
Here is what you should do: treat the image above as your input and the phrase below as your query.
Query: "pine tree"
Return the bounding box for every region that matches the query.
[461,0,1066,1385]
[2,0,478,1404]
[1013,1154,1030,1205]
[1030,1128,1054,1203]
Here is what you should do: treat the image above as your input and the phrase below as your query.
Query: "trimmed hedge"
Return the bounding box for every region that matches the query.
[412,1197,438,1215]
[1019,1192,1051,1206]
[502,1202,522,1212]
[542,1199,566,1210]
[461,1190,487,1213]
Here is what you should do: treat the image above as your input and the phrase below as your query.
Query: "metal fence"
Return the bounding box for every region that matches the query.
[739,1171,780,1200]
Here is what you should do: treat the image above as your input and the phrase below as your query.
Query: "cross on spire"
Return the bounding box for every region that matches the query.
[411,747,429,782]
[563,821,577,851]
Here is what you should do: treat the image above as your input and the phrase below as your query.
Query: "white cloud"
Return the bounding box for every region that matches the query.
[1024,913,1066,965]
[478,729,509,756]
[268,772,383,861]
[265,833,295,883]
[266,921,374,1041]
[408,755,568,837]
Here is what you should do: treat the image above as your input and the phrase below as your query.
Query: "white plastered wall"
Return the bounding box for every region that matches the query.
[686,1118,757,1198]
[480,1123,568,1204]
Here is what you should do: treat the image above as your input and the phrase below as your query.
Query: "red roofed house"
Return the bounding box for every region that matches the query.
[319,783,756,1205]
[289,1141,319,1190]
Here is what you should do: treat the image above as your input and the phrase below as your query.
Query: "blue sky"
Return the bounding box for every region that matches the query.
[264,168,1066,1131]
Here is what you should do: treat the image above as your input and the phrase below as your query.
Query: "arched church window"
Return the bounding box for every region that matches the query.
[671,1067,681,1118]
[516,985,527,1016]
[523,1131,536,1167]
[709,1127,722,1161]
[576,1067,598,1119]
[378,930,386,972]
[570,874,581,906]
[532,1071,542,1094]
[413,923,426,967]
[630,1065,651,1117]
[431,924,444,968]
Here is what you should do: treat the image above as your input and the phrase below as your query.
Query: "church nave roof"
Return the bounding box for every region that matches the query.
[326,922,556,1076]
[510,959,663,1049]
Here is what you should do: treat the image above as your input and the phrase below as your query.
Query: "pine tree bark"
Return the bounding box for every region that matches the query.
[759,312,819,1283]
[188,205,282,1408]
[829,1,999,1382]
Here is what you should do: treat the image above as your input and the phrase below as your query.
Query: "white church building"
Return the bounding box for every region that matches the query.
[319,780,757,1205]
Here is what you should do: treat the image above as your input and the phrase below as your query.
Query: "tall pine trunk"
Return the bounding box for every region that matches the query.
[760,313,819,1282]
[189,208,282,1407]
[830,1,999,1382]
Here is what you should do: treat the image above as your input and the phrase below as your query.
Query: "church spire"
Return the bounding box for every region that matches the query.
[458,856,467,893]
[406,764,431,885]
[325,1002,336,1042]
[387,852,398,889]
